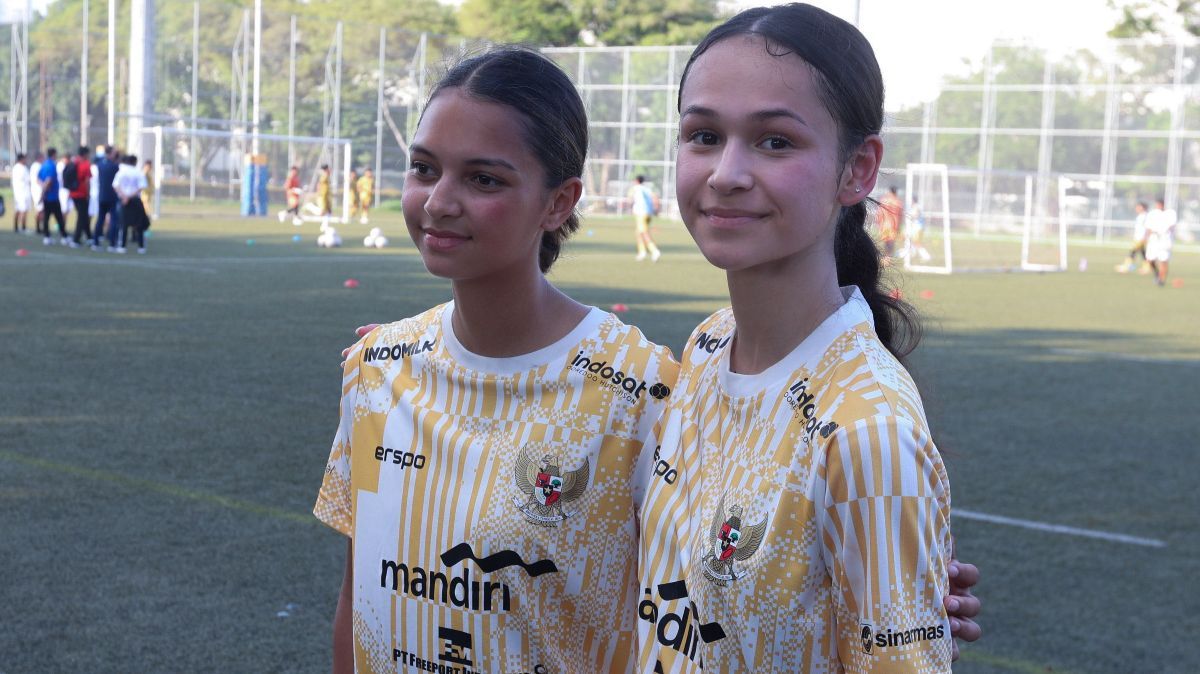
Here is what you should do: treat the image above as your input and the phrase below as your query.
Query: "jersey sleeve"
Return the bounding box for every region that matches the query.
[313,338,367,537]
[819,415,953,674]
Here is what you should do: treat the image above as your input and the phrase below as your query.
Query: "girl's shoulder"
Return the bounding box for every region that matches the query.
[347,303,449,364]
[680,307,735,366]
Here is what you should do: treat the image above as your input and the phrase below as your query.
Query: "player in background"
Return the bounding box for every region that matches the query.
[1144,197,1176,287]
[67,146,93,247]
[140,160,155,220]
[628,174,662,261]
[37,147,68,246]
[1117,201,1149,274]
[346,169,360,222]
[902,194,932,262]
[636,5,966,671]
[876,185,903,263]
[357,168,374,225]
[29,151,45,237]
[279,165,303,225]
[316,164,333,223]
[113,154,149,254]
[316,47,677,674]
[11,153,30,234]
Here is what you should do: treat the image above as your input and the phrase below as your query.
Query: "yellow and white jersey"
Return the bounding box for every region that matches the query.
[315,302,678,674]
[637,287,952,674]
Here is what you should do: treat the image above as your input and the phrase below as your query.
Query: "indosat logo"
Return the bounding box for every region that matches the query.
[570,352,670,402]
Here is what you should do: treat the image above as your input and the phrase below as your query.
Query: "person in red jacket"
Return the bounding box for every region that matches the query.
[68,146,93,245]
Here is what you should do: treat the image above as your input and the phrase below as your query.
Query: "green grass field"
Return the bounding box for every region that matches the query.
[1,201,1197,673]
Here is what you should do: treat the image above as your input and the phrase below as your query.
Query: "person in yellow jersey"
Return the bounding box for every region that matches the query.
[316,164,333,221]
[314,47,679,674]
[347,169,360,220]
[635,5,972,671]
[357,168,375,225]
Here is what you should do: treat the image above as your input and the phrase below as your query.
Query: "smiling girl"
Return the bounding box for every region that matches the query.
[636,5,961,671]
[314,48,677,673]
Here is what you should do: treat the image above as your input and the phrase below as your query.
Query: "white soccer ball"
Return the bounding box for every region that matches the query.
[363,227,388,249]
[317,223,342,248]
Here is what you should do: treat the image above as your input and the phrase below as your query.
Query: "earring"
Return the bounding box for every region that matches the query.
[854,186,862,193]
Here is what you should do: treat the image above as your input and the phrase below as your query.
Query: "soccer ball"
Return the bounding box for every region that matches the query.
[317,223,342,248]
[363,227,388,249]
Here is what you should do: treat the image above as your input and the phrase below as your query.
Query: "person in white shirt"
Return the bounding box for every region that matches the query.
[112,154,150,254]
[1143,197,1177,287]
[11,153,30,233]
[29,151,44,235]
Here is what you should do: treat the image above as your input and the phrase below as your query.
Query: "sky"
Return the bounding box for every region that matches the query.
[775,0,1128,108]
[11,0,1135,108]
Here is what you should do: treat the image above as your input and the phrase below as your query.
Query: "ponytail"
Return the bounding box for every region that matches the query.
[539,212,579,273]
[834,200,922,362]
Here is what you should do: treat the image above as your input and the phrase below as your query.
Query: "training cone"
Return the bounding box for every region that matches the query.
[15,248,28,257]
[1172,279,1184,288]
[343,278,360,289]
[1078,257,1088,272]
[246,239,256,246]
[919,290,934,300]
[292,234,302,242]
[610,303,628,312]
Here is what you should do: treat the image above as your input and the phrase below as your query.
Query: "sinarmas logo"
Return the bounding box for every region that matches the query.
[858,622,946,653]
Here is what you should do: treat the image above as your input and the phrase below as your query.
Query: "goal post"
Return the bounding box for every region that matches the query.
[903,163,952,274]
[143,126,353,224]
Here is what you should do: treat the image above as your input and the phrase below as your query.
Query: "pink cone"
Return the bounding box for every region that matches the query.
[919,290,934,299]
[1172,279,1183,288]
[15,248,28,257]
[343,278,360,289]
[610,303,628,312]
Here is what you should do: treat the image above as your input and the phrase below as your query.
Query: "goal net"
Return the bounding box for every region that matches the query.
[902,163,952,274]
[141,126,353,224]
[897,164,1069,274]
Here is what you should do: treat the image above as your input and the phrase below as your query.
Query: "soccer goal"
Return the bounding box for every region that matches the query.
[141,126,354,224]
[902,163,953,274]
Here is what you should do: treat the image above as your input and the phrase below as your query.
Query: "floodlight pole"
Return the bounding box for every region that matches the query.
[81,0,89,144]
[190,1,198,200]
[127,0,155,158]
[252,0,261,155]
[333,21,343,184]
[9,0,29,154]
[107,0,114,143]
[287,14,296,168]
[375,27,385,208]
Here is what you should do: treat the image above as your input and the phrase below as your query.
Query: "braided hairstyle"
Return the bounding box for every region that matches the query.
[678,3,921,360]
[427,47,588,273]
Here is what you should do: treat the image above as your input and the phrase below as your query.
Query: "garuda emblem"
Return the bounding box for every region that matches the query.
[702,492,768,586]
[513,447,590,527]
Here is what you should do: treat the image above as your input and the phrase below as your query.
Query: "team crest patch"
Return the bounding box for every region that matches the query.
[702,492,768,586]
[512,446,590,527]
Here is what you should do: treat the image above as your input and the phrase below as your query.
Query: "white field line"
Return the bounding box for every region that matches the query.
[955,509,1167,548]
[2,252,219,273]
[1047,347,1199,366]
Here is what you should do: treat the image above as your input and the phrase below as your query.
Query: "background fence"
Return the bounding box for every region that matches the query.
[1,4,1196,241]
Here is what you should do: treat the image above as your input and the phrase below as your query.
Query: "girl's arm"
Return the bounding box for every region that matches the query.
[333,539,353,674]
